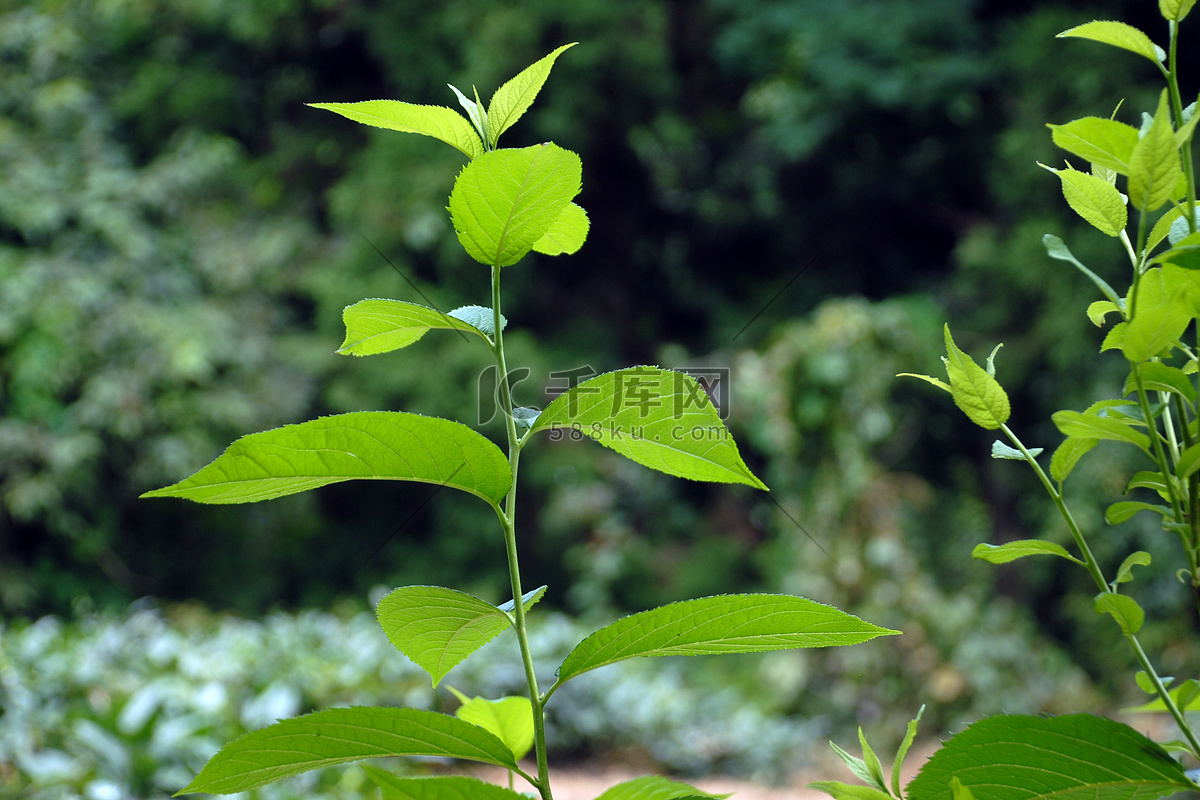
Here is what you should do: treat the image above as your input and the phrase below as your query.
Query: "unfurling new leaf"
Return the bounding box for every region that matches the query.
[942,326,1010,430]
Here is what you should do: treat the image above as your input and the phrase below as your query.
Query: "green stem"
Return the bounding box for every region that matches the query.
[1167,20,1198,236]
[1000,423,1200,759]
[490,264,554,800]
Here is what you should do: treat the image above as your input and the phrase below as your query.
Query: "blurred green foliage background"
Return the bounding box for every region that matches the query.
[4,0,1200,791]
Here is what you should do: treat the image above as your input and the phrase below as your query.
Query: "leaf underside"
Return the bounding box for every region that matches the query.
[338,299,493,356]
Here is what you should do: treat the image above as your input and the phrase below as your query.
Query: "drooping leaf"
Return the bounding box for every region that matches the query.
[532,202,590,255]
[1123,268,1192,362]
[1047,118,1139,174]
[1128,91,1183,213]
[179,707,518,795]
[555,594,898,684]
[1123,362,1196,405]
[809,782,895,800]
[337,300,498,356]
[1160,0,1198,23]
[448,143,582,267]
[1126,470,1172,497]
[897,373,951,392]
[486,43,576,147]
[893,706,926,799]
[972,541,1082,565]
[448,305,506,337]
[1086,300,1120,327]
[376,586,545,686]
[1095,593,1145,635]
[991,440,1041,460]
[364,770,531,800]
[1050,436,1098,483]
[1043,235,1123,307]
[1041,164,1127,236]
[592,776,726,800]
[1105,501,1170,525]
[308,101,483,160]
[447,689,534,761]
[141,412,512,507]
[1051,410,1150,453]
[1113,551,1152,585]
[530,367,767,489]
[942,326,1010,430]
[1057,21,1165,65]
[905,714,1193,800]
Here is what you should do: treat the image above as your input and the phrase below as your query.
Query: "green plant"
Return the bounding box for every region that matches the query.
[814,6,1200,800]
[143,46,896,799]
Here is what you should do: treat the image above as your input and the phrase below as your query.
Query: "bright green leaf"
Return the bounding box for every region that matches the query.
[449,143,582,267]
[809,782,895,800]
[1050,436,1098,483]
[593,776,726,800]
[486,44,576,148]
[972,541,1083,565]
[830,742,884,793]
[447,84,488,144]
[1135,671,1159,694]
[1105,501,1171,525]
[1122,267,1192,362]
[337,300,498,356]
[1176,105,1200,147]
[1146,206,1186,254]
[1042,235,1123,307]
[1041,164,1127,236]
[376,586,544,687]
[531,367,767,489]
[1155,232,1200,271]
[950,778,976,800]
[1128,92,1183,213]
[447,690,534,761]
[1101,322,1127,352]
[1057,21,1165,65]
[1160,0,1198,23]
[1178,442,1200,480]
[555,594,898,684]
[308,101,483,160]
[1113,551,1152,585]
[1126,470,1171,497]
[905,714,1192,800]
[1123,362,1196,406]
[141,412,512,507]
[1047,118,1139,174]
[365,770,530,800]
[943,326,1010,430]
[179,707,517,795]
[532,202,590,255]
[897,373,951,392]
[858,729,888,794]
[893,706,925,799]
[1086,300,1120,327]
[1095,593,1145,634]
[1124,681,1200,713]
[1051,410,1150,452]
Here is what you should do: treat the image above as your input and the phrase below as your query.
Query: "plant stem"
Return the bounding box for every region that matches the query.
[1167,20,1198,237]
[490,264,554,800]
[1000,423,1200,759]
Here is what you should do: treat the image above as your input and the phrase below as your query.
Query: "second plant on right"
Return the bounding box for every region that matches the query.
[817,5,1200,800]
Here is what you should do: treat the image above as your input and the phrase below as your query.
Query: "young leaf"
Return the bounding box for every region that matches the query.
[1126,470,1171,497]
[141,412,512,507]
[1124,681,1200,713]
[858,729,888,794]
[1042,235,1122,307]
[179,707,518,795]
[1146,206,1186,253]
[972,541,1083,565]
[897,373,951,392]
[555,594,898,684]
[1086,300,1120,327]
[1113,551,1152,585]
[1047,118,1138,174]
[1105,501,1170,525]
[1128,92,1183,213]
[949,778,976,800]
[486,43,577,148]
[1057,21,1165,65]
[530,367,767,489]
[376,586,544,687]
[448,143,582,267]
[448,84,488,145]
[1041,164,1127,236]
[1178,442,1200,479]
[991,440,1041,460]
[893,705,925,799]
[809,782,895,800]
[1160,0,1197,23]
[364,770,531,800]
[1122,268,1192,362]
[942,326,1010,430]
[1095,593,1145,635]
[830,742,883,791]
[338,299,499,356]
[532,202,590,255]
[1051,410,1150,453]
[308,101,483,160]
[592,775,726,800]
[448,304,506,337]
[447,690,534,761]
[905,714,1193,800]
[1123,362,1196,405]
[1050,436,1098,483]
